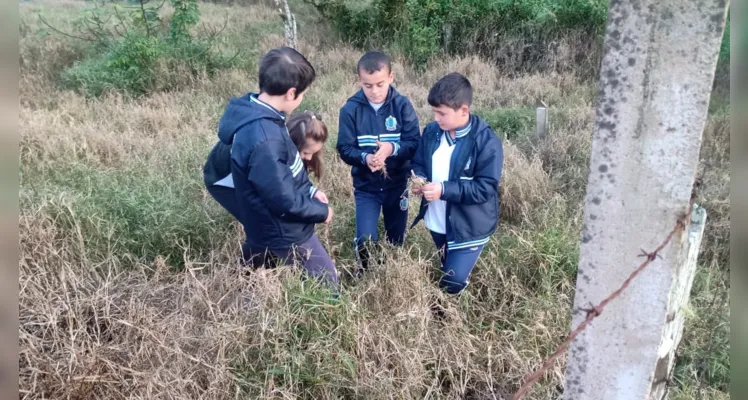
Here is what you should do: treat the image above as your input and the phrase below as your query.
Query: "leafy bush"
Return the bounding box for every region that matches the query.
[309,0,730,77]
[45,0,238,96]
[475,107,536,140]
[61,34,165,96]
[309,0,609,68]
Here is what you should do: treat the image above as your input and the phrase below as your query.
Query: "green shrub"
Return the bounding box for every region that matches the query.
[309,0,730,77]
[48,0,238,96]
[475,107,536,140]
[309,0,609,68]
[61,34,165,96]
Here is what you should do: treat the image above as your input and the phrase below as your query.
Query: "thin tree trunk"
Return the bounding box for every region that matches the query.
[274,0,297,48]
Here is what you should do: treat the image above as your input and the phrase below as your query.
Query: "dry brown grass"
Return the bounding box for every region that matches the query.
[20,91,216,169]
[20,215,248,399]
[499,143,552,224]
[18,1,730,399]
[19,201,569,399]
[692,110,730,274]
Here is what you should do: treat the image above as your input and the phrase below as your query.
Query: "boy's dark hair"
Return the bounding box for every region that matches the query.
[428,72,473,110]
[259,47,316,98]
[357,51,392,75]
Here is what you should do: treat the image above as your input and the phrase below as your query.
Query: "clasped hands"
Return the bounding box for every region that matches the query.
[365,140,394,172]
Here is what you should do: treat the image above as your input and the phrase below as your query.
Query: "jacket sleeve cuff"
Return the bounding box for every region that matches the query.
[361,152,368,164]
[390,142,400,157]
[441,181,459,202]
[310,186,318,199]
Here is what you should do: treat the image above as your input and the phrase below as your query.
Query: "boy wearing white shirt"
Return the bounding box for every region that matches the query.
[411,72,504,295]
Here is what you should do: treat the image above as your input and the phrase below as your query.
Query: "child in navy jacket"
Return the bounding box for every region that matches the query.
[411,73,504,295]
[203,47,338,289]
[336,51,420,274]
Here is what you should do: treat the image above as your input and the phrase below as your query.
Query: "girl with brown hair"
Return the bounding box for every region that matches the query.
[287,110,329,184]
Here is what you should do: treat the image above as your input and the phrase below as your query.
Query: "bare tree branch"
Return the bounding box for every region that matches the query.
[113,5,129,31]
[81,17,110,45]
[123,0,165,10]
[185,13,230,62]
[38,14,95,42]
[139,0,151,37]
[113,23,128,39]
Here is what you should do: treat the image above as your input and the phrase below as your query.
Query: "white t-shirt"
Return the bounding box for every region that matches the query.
[424,133,456,234]
[369,101,384,112]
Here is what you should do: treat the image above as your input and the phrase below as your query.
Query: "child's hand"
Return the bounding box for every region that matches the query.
[314,190,329,204]
[373,140,394,164]
[365,154,383,172]
[410,173,428,195]
[325,206,334,224]
[422,182,443,201]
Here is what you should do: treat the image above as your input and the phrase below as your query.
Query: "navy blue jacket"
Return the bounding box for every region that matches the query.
[411,115,504,250]
[336,87,420,191]
[204,93,328,249]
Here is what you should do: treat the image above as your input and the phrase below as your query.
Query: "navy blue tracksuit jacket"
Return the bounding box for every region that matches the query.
[204,93,328,250]
[336,87,420,191]
[411,114,504,250]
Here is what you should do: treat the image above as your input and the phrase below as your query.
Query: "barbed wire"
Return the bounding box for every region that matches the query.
[511,199,694,400]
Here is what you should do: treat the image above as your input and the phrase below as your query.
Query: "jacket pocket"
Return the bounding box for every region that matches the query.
[451,200,497,240]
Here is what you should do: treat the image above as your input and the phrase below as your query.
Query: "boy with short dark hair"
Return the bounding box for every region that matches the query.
[336,51,420,274]
[203,47,338,288]
[411,72,504,295]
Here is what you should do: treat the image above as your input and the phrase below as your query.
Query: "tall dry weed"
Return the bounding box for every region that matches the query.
[500,142,553,224]
[695,113,730,267]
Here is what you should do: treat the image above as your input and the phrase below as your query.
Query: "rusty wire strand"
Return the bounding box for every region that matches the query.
[511,202,693,400]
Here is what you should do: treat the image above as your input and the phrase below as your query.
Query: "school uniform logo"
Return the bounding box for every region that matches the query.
[399,197,408,211]
[385,115,398,131]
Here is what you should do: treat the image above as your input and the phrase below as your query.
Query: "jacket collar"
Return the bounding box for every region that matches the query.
[443,119,472,146]
[351,86,399,109]
[249,94,286,121]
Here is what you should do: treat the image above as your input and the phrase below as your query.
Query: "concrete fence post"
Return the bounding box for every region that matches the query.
[563,0,728,398]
